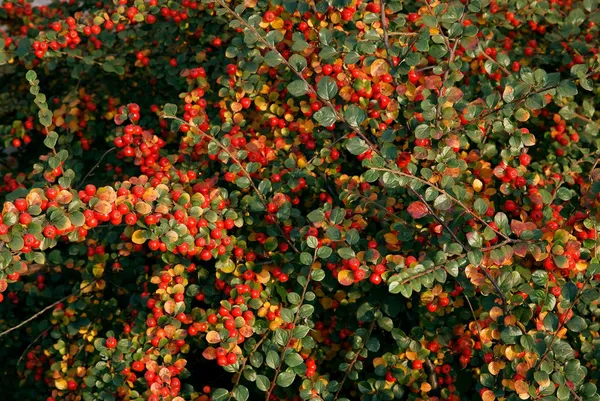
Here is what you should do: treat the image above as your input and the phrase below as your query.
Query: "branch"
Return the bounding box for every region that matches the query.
[0,281,95,339]
[371,167,511,241]
[333,314,378,401]
[265,249,317,401]
[379,0,395,72]
[227,332,269,401]
[408,187,507,310]
[77,147,116,189]
[165,115,300,254]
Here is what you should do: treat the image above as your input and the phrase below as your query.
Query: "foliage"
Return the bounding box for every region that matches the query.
[0,0,600,401]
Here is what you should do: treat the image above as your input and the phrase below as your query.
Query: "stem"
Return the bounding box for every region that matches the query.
[165,115,300,254]
[408,187,507,310]
[379,0,394,73]
[265,249,317,401]
[0,281,95,338]
[227,332,269,401]
[371,167,511,241]
[77,147,116,189]
[332,315,378,401]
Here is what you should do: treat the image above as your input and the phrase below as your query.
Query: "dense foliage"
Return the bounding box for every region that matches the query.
[0,0,600,400]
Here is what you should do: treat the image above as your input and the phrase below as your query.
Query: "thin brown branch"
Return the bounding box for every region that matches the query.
[333,314,378,401]
[265,249,317,401]
[0,281,95,339]
[227,332,269,401]
[371,167,510,241]
[407,187,507,310]
[379,0,395,72]
[479,47,511,76]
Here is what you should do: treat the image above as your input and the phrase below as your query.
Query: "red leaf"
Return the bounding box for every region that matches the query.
[408,201,429,219]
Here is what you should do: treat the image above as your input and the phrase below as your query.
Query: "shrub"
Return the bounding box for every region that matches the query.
[0,0,599,400]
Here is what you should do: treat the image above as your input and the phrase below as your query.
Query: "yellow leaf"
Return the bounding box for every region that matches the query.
[338,270,354,286]
[132,230,147,244]
[370,59,389,77]
[55,379,68,390]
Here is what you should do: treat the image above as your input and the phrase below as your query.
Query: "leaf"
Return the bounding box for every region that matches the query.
[345,136,369,155]
[256,375,269,391]
[206,331,221,344]
[433,194,452,210]
[287,80,309,97]
[132,230,147,244]
[370,59,389,76]
[26,70,37,82]
[317,76,338,100]
[408,201,429,219]
[338,270,354,286]
[233,385,249,401]
[284,352,303,367]
[44,131,58,149]
[288,54,307,71]
[212,389,230,401]
[344,104,366,127]
[313,107,336,126]
[163,103,177,117]
[276,371,296,387]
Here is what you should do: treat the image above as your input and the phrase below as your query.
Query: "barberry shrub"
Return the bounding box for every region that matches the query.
[0,0,599,400]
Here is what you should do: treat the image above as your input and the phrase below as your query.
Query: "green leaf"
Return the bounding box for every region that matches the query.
[163,104,177,117]
[313,106,337,126]
[212,388,230,401]
[276,371,296,387]
[345,104,366,127]
[264,51,283,66]
[345,137,369,155]
[266,351,279,369]
[26,70,37,82]
[284,352,303,367]
[233,385,249,401]
[256,375,269,392]
[433,194,452,210]
[44,131,58,149]
[307,209,324,222]
[317,76,338,100]
[38,109,53,127]
[557,80,578,97]
[473,198,488,215]
[287,80,309,97]
[288,54,307,71]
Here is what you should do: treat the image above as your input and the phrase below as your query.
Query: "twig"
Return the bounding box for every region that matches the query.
[17,327,50,366]
[0,281,95,338]
[379,0,395,73]
[164,115,300,254]
[332,314,378,401]
[407,187,507,311]
[265,249,317,401]
[371,167,510,241]
[77,147,116,189]
[227,332,269,401]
